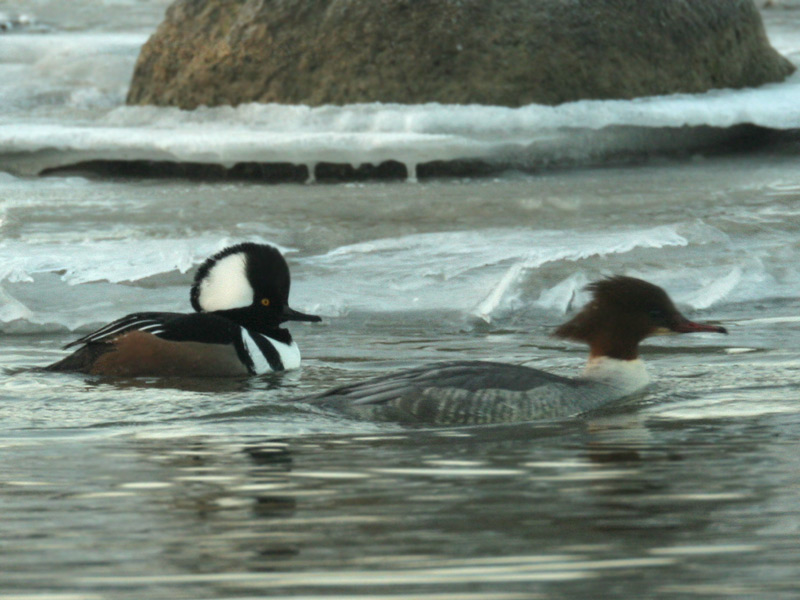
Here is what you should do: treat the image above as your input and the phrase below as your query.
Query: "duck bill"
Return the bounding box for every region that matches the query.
[672,317,727,335]
[282,305,322,323]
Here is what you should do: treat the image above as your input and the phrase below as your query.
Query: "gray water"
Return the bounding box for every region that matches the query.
[3,1,800,598]
[4,154,800,598]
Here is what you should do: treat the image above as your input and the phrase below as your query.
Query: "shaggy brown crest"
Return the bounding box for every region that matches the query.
[554,276,726,360]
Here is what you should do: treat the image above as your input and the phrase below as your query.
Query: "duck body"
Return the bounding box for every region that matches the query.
[309,360,644,425]
[46,243,320,377]
[304,276,726,425]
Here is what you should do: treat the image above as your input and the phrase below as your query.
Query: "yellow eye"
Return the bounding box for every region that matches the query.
[261,298,271,307]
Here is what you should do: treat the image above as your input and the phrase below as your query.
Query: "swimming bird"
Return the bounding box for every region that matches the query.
[303,276,727,424]
[46,242,321,377]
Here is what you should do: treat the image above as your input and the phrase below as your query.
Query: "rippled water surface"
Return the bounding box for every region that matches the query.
[3,1,800,598]
[4,155,800,598]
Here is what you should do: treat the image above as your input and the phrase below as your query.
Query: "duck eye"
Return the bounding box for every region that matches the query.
[648,308,665,320]
[261,298,271,307]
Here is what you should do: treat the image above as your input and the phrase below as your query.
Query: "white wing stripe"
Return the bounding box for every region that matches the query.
[83,318,162,342]
[86,319,158,342]
[80,319,138,339]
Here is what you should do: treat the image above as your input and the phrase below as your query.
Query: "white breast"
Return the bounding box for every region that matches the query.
[581,357,651,396]
[240,328,301,374]
[271,337,301,370]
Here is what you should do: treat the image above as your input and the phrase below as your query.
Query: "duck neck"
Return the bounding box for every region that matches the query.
[581,356,651,395]
[213,307,291,341]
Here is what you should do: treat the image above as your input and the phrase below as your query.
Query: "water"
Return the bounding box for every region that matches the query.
[3,4,800,179]
[3,1,800,598]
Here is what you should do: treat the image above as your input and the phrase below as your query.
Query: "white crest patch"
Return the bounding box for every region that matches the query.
[197,252,253,312]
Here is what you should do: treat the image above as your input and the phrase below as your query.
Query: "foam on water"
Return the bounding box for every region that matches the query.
[2,7,800,332]
[0,237,243,285]
[4,214,799,332]
[0,33,147,116]
[0,284,33,322]
[533,273,592,314]
[302,224,704,317]
[0,233,302,331]
[0,22,799,175]
[4,78,800,176]
[683,268,745,310]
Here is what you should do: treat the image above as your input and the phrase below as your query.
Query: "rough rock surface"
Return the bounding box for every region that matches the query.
[127,0,795,109]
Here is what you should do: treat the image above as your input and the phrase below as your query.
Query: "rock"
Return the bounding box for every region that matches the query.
[127,0,795,109]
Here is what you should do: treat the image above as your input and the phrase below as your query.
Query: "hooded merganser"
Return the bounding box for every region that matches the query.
[303,276,727,424]
[46,242,321,377]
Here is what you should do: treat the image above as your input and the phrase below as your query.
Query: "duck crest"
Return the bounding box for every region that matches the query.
[553,276,679,360]
[298,274,726,425]
[47,241,320,377]
[190,243,289,313]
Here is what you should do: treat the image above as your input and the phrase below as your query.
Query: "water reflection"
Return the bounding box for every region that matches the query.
[14,411,757,598]
[3,401,799,598]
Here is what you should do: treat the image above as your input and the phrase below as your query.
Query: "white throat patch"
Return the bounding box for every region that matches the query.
[197,252,253,312]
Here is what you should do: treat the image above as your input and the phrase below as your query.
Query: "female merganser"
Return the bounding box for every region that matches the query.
[46,243,321,377]
[304,276,727,424]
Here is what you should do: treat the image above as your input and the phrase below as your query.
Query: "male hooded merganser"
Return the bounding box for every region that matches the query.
[303,276,727,424]
[46,243,321,377]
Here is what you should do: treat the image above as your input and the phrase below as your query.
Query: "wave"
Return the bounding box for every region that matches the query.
[2,10,799,177]
[2,221,799,333]
[0,236,288,285]
[294,222,770,319]
[3,102,799,178]
[1,28,799,177]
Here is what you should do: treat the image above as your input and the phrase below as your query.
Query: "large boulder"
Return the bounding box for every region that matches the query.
[127,0,795,109]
